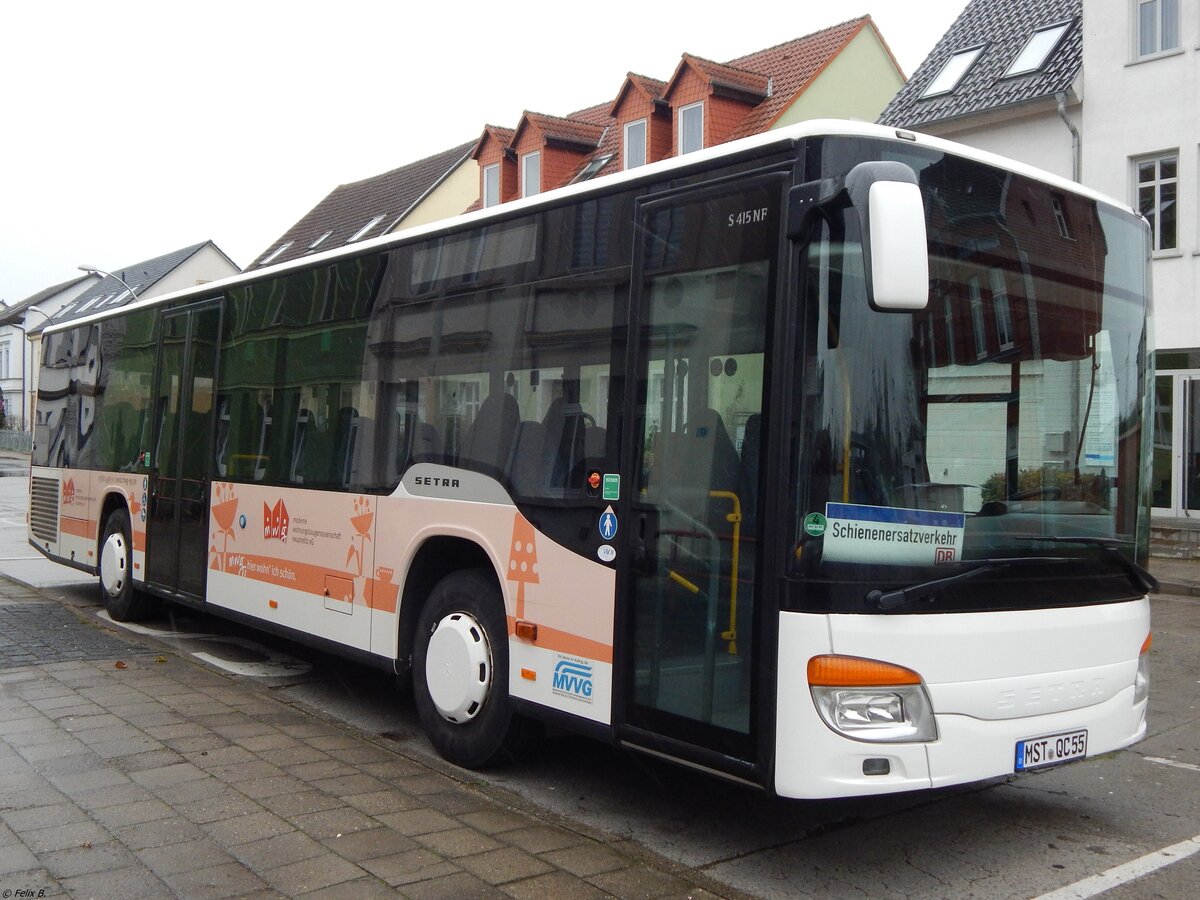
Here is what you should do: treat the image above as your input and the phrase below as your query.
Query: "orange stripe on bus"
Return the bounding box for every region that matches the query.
[213,552,399,612]
[132,530,146,551]
[59,516,94,539]
[507,616,613,664]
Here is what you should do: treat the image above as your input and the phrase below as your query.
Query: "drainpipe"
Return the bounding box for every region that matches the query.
[1056,92,1081,182]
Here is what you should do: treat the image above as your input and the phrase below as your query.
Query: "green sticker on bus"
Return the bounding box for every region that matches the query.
[603,474,620,501]
[803,512,827,537]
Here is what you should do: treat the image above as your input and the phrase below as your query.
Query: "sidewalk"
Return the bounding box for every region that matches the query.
[0,575,738,899]
[1150,555,1200,598]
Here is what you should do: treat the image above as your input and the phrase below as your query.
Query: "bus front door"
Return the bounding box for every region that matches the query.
[145,302,221,598]
[620,176,781,770]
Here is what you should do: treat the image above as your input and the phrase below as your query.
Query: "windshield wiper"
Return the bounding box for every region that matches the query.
[1013,536,1159,595]
[866,556,1077,612]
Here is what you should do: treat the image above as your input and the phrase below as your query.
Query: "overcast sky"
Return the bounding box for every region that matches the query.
[0,0,968,305]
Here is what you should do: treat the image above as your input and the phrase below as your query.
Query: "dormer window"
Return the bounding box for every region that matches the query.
[624,119,647,169]
[308,231,332,252]
[921,45,984,97]
[1004,22,1070,77]
[572,155,613,184]
[259,241,293,266]
[521,152,541,198]
[482,164,500,207]
[678,102,704,155]
[347,215,384,243]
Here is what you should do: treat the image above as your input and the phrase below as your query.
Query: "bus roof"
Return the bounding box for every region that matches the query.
[44,119,1138,336]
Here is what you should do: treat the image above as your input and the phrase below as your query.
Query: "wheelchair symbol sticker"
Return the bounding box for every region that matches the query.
[599,508,618,541]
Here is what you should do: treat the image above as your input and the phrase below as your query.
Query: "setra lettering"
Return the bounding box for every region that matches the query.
[413,476,460,488]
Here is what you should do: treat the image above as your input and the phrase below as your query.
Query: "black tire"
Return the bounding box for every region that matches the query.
[98,508,151,622]
[412,568,531,768]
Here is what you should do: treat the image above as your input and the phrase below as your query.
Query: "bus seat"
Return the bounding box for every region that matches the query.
[460,393,519,479]
[661,408,740,526]
[509,421,546,496]
[541,398,588,489]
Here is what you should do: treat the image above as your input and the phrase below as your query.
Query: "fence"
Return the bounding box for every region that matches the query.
[0,430,32,453]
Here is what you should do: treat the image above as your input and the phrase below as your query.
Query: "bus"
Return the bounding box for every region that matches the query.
[28,120,1155,798]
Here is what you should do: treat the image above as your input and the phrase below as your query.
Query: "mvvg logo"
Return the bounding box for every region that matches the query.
[263,499,289,541]
[61,478,76,505]
[552,657,593,703]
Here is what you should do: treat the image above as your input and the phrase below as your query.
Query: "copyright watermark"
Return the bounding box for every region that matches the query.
[2,889,48,898]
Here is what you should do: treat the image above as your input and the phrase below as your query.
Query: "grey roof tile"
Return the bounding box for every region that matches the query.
[878,0,1081,130]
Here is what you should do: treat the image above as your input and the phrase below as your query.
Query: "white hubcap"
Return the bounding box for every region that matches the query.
[425,612,492,723]
[100,530,128,598]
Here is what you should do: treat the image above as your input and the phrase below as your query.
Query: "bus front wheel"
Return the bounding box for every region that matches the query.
[412,568,529,768]
[99,508,150,622]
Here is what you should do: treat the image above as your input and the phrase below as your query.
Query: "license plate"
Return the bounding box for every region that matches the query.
[1015,729,1088,771]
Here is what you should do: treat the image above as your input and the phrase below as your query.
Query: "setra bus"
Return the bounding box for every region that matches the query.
[28,120,1155,798]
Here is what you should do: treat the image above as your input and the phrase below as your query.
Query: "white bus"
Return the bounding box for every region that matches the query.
[29,121,1154,798]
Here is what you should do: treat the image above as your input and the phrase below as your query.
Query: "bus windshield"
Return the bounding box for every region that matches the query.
[790,138,1152,614]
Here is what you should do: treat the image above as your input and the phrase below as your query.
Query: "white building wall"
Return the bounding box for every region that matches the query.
[1083,0,1200,353]
[150,245,240,298]
[925,104,1079,183]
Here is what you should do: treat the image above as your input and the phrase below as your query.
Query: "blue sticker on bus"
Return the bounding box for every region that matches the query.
[599,508,618,541]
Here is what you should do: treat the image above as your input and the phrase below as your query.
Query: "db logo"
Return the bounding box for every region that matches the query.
[935,547,956,564]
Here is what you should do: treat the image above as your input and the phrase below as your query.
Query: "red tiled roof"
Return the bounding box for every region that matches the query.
[728,17,874,137]
[666,53,771,102]
[609,72,668,116]
[471,125,516,160]
[513,111,606,150]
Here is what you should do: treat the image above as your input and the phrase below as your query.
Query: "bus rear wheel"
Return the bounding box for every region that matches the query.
[412,568,529,768]
[99,508,151,622]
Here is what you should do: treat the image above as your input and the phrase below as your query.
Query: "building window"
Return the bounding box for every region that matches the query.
[0,341,10,379]
[348,215,385,243]
[308,231,332,252]
[1051,197,1072,239]
[1004,22,1070,77]
[1136,153,1177,252]
[921,46,984,97]
[1136,0,1179,58]
[678,103,703,155]
[624,119,647,169]
[522,152,541,198]
[258,241,293,266]
[483,164,500,207]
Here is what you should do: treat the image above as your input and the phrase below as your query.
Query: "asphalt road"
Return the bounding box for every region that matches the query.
[2,460,1198,899]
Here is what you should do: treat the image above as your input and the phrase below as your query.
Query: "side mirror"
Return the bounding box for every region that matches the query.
[788,160,930,311]
[845,162,929,311]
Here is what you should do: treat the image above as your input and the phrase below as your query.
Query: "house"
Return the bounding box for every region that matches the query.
[0,274,99,432]
[473,16,904,207]
[879,0,1198,521]
[253,16,904,266]
[248,142,477,269]
[18,241,240,439]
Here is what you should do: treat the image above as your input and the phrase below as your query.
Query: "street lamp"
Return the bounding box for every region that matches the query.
[77,264,140,302]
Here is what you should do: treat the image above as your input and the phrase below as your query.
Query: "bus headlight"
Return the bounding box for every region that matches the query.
[1134,633,1151,706]
[808,655,938,743]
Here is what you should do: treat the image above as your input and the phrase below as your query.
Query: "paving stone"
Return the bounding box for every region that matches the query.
[129,760,208,789]
[500,824,583,855]
[343,788,421,816]
[586,864,695,900]
[403,870,510,898]
[176,792,265,825]
[456,846,556,885]
[137,836,237,876]
[91,797,175,829]
[0,840,40,872]
[262,851,367,894]
[204,809,294,846]
[541,841,631,877]
[58,863,171,897]
[114,815,206,852]
[71,781,155,811]
[19,820,111,855]
[160,860,270,898]
[502,870,611,900]
[2,802,87,833]
[233,830,329,870]
[321,825,419,861]
[357,848,460,887]
[41,840,141,880]
[289,806,378,840]
[416,826,506,859]
[258,788,345,819]
[376,807,460,836]
[459,809,534,835]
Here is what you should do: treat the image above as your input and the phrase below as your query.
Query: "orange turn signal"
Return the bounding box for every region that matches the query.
[514,620,538,641]
[807,655,922,687]
[1140,633,1152,655]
